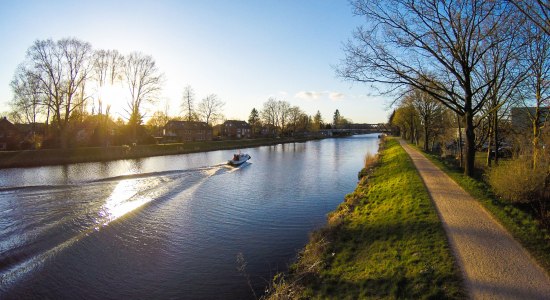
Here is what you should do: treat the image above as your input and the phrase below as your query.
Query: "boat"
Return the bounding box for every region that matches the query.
[227,152,251,166]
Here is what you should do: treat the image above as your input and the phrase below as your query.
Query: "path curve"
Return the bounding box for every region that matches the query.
[400,140,550,299]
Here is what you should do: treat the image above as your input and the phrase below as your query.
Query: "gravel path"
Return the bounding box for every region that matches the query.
[400,140,550,299]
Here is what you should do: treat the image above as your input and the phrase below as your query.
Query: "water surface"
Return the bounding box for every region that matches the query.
[0,134,379,299]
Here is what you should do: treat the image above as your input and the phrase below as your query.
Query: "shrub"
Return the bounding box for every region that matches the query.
[486,157,550,228]
[486,157,547,203]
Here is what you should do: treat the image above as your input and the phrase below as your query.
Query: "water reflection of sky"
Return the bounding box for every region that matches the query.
[0,151,230,187]
[1,134,382,299]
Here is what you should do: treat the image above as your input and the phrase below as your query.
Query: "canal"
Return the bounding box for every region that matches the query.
[0,134,380,299]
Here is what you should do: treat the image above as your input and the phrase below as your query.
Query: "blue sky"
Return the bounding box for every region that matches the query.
[0,0,390,124]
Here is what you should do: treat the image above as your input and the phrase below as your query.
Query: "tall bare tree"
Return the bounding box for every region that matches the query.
[521,25,550,169]
[286,106,304,135]
[92,49,123,115]
[278,100,291,135]
[123,52,163,142]
[21,38,93,148]
[181,85,197,121]
[339,0,519,176]
[10,65,44,125]
[479,14,525,166]
[197,94,224,125]
[261,97,280,132]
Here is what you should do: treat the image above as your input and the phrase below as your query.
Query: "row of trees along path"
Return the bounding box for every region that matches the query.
[400,140,550,299]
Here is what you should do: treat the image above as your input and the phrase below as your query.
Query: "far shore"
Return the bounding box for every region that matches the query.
[0,136,328,169]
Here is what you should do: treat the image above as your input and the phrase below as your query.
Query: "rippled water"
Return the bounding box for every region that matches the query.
[0,134,379,299]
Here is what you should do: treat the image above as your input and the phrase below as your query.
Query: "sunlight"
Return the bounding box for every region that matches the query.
[99,179,151,226]
[97,84,128,118]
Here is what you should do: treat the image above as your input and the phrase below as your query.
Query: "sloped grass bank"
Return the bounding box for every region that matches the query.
[265,139,464,299]
[418,150,550,273]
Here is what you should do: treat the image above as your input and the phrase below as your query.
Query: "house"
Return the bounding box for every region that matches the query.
[15,123,46,149]
[0,117,22,150]
[260,124,278,137]
[221,120,251,139]
[163,121,212,142]
[510,107,550,150]
[511,107,549,133]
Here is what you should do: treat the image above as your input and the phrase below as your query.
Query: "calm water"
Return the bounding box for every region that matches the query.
[0,134,379,299]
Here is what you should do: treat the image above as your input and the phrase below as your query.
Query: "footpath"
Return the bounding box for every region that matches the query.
[400,140,550,299]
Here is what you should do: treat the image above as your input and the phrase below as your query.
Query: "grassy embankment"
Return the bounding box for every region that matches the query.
[0,137,322,168]
[417,148,550,273]
[265,138,465,299]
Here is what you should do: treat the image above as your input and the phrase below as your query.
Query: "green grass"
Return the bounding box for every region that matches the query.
[417,148,550,273]
[266,139,465,299]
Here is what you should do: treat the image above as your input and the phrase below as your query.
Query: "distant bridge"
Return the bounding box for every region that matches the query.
[322,123,393,135]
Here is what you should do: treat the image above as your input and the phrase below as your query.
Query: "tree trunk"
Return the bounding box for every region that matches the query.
[423,118,429,152]
[493,112,499,165]
[457,113,463,168]
[464,110,476,177]
[410,114,415,144]
[533,105,541,170]
[486,117,493,167]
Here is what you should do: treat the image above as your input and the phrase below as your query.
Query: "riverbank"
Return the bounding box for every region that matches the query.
[0,136,324,168]
[264,138,465,299]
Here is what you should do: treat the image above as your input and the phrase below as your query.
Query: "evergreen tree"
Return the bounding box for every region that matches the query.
[313,110,323,131]
[333,109,341,128]
[248,108,260,136]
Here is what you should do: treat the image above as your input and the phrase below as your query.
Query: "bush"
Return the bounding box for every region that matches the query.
[486,157,550,228]
[486,158,547,203]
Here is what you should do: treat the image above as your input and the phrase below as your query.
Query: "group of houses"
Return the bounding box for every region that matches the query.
[163,120,253,142]
[0,118,257,150]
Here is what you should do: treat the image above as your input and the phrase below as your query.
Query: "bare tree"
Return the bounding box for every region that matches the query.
[286,106,303,135]
[260,98,293,136]
[509,0,550,36]
[92,49,123,115]
[521,25,550,169]
[277,100,291,135]
[339,0,520,176]
[21,38,93,148]
[393,99,421,144]
[408,88,445,151]
[107,50,123,85]
[197,94,224,125]
[10,65,44,125]
[181,85,197,121]
[122,52,163,142]
[261,98,280,134]
[475,18,525,166]
[92,50,109,115]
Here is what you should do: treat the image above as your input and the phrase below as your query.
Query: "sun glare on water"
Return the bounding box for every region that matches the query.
[98,179,152,226]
